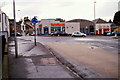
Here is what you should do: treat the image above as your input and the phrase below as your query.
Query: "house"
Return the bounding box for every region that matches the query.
[20,17,34,36]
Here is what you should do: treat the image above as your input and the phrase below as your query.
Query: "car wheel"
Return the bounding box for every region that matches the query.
[82,35,85,37]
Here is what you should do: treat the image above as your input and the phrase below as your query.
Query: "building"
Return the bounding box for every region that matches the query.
[37,19,55,35]
[67,19,95,35]
[0,9,10,37]
[20,17,35,36]
[37,19,66,35]
[37,19,95,35]
[93,18,112,35]
[9,19,14,36]
[65,22,80,34]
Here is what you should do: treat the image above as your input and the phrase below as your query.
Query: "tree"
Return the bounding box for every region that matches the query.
[113,11,120,26]
[24,17,30,22]
[108,19,112,23]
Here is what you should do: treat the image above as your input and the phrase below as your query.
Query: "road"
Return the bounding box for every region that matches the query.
[19,35,119,78]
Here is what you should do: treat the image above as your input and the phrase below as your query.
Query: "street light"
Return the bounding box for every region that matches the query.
[94,1,96,20]
[13,0,18,58]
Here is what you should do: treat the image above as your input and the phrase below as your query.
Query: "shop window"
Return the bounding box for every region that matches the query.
[99,29,102,34]
[96,30,98,34]
[62,27,65,31]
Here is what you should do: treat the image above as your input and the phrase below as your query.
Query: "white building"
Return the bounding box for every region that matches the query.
[65,22,80,34]
[37,19,66,35]
[38,19,55,35]
[0,9,10,37]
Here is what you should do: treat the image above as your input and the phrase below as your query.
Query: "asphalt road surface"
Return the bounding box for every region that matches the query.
[20,35,119,78]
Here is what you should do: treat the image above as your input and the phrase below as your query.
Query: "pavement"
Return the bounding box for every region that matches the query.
[8,37,78,79]
[0,62,2,80]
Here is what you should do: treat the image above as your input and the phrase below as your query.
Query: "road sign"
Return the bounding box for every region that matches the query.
[31,17,38,24]
[31,17,38,46]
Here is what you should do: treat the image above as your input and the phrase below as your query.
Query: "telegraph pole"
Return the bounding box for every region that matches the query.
[13,0,18,58]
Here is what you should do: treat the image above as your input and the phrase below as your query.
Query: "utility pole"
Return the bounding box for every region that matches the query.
[13,0,18,58]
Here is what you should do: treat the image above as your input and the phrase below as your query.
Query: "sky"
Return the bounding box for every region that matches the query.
[0,0,119,22]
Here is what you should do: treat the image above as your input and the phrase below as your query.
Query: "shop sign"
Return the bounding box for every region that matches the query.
[51,24,65,26]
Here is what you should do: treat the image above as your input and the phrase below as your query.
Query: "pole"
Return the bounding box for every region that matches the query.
[34,23,37,46]
[94,1,96,35]
[13,0,18,58]
[94,1,96,20]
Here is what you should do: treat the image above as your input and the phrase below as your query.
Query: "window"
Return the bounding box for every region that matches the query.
[5,15,7,26]
[74,32,77,34]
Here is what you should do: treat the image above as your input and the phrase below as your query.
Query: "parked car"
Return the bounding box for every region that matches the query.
[11,32,22,36]
[71,31,86,37]
[50,31,68,36]
[112,31,120,36]
[90,32,95,35]
[104,31,111,36]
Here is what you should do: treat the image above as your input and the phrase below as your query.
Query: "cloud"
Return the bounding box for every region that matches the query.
[1,0,119,21]
[96,1,118,20]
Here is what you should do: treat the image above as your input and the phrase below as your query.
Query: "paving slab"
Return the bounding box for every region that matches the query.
[8,38,75,79]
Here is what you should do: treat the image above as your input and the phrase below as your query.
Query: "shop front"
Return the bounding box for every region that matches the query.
[37,24,42,35]
[95,24,111,35]
[51,23,65,33]
[44,27,49,35]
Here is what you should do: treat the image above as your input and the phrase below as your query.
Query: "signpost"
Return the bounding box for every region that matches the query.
[31,17,38,46]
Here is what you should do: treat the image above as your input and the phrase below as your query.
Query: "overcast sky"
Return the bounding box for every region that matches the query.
[0,0,119,22]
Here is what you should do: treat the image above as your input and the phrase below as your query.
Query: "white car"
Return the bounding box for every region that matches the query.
[71,31,86,37]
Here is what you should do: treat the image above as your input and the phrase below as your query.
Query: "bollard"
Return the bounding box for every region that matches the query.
[113,33,118,39]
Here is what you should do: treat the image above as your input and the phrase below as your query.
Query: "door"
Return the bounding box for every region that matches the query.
[99,29,102,35]
[44,27,49,35]
[86,29,88,35]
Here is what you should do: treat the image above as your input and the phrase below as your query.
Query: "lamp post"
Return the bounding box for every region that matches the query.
[13,0,18,58]
[94,1,96,20]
